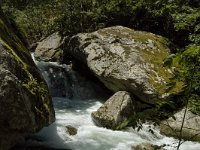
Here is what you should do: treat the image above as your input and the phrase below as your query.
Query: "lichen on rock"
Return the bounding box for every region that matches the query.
[0,9,55,150]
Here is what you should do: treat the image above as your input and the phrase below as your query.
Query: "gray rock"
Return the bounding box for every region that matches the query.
[132,143,166,150]
[160,109,200,142]
[34,32,63,61]
[91,91,134,129]
[64,26,183,104]
[0,10,55,150]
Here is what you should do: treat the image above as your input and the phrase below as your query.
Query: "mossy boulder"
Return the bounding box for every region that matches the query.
[0,10,55,150]
[64,26,183,104]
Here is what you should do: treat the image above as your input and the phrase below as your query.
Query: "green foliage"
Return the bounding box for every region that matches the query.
[169,44,200,114]
[188,95,200,115]
[116,119,129,130]
[2,0,199,48]
[177,45,200,94]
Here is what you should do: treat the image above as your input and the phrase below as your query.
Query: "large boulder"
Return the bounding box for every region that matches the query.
[160,109,200,142]
[91,91,135,129]
[0,10,55,150]
[34,32,63,62]
[64,26,183,104]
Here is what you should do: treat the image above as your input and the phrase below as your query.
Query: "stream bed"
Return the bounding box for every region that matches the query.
[32,97,200,150]
[24,56,200,150]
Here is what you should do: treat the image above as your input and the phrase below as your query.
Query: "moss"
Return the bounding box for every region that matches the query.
[0,38,27,66]
[98,26,184,96]
[0,14,53,127]
[50,49,61,61]
[0,16,34,64]
[142,37,184,96]
[98,26,165,44]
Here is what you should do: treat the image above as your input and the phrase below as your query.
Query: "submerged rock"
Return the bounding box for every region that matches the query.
[0,10,55,150]
[64,26,183,104]
[160,109,200,142]
[91,91,134,129]
[65,125,77,136]
[34,32,63,62]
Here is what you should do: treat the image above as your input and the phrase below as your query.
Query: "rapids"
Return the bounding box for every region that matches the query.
[19,55,200,150]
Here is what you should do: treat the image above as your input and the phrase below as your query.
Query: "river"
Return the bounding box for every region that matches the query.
[22,56,200,150]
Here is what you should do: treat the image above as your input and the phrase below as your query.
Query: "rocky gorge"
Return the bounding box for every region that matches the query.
[1,8,200,150]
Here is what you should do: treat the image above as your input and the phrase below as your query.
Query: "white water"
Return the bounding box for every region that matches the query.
[32,97,200,150]
[28,54,200,150]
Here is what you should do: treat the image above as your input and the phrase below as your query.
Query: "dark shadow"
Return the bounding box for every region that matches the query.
[10,123,71,150]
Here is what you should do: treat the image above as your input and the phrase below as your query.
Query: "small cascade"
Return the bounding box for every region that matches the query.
[36,61,72,98]
[31,53,110,99]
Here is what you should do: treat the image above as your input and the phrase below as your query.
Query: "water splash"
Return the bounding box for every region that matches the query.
[33,97,200,150]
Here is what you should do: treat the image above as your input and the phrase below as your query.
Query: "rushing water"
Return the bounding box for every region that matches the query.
[32,97,200,150]
[25,55,200,150]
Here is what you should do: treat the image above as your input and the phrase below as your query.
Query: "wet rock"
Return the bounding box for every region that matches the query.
[132,143,166,150]
[64,26,183,104]
[91,91,135,129]
[0,10,55,150]
[37,61,110,99]
[160,109,200,142]
[65,125,77,135]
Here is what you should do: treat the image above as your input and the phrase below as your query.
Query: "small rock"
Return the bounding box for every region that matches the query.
[132,143,166,150]
[65,125,77,135]
[91,91,135,129]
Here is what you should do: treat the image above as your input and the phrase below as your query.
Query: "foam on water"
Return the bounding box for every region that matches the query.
[34,97,200,150]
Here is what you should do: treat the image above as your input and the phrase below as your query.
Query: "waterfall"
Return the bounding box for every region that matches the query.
[13,54,200,150]
[32,53,110,100]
